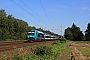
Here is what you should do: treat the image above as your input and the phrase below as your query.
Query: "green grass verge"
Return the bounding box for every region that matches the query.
[10,42,67,60]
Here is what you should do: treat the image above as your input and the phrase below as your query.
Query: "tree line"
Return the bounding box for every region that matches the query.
[64,23,90,41]
[0,9,59,41]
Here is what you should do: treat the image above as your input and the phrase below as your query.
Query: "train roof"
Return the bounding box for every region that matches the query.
[44,34,55,37]
[38,31,44,34]
[44,34,58,37]
[28,30,44,34]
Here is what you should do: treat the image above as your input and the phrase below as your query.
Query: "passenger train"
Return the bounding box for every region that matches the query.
[27,30,59,42]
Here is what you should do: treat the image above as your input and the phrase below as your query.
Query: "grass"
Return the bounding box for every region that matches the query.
[77,47,90,57]
[10,42,67,60]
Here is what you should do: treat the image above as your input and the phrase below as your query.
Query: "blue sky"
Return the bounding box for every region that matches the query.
[0,0,90,35]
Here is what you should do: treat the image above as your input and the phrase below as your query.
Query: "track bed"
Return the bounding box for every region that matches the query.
[0,40,58,59]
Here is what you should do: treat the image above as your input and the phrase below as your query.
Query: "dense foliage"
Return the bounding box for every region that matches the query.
[0,9,28,41]
[32,46,53,56]
[64,23,84,41]
[59,38,67,43]
[85,23,90,41]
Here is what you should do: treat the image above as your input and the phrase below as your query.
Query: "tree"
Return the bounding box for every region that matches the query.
[0,9,28,41]
[0,9,6,20]
[0,9,7,40]
[28,26,36,31]
[64,27,73,40]
[85,23,90,41]
[64,23,84,41]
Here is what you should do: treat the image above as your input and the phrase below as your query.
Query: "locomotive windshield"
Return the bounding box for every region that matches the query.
[28,31,35,36]
[28,33,34,36]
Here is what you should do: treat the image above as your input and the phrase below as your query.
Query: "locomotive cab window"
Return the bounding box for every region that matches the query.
[28,31,35,36]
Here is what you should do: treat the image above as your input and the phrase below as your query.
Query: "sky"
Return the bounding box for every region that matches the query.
[0,0,90,35]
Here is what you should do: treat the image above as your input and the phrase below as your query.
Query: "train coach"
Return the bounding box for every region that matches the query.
[44,34,59,40]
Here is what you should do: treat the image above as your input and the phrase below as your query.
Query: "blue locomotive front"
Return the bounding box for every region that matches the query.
[27,30,44,42]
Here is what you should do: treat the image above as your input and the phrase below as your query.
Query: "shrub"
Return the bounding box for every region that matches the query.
[12,54,22,60]
[60,38,67,43]
[32,46,53,56]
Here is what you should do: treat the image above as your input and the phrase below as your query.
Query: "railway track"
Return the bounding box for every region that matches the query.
[0,40,58,52]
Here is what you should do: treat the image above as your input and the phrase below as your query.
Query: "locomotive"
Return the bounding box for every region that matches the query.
[27,30,59,42]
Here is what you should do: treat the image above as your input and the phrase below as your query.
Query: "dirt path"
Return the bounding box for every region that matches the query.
[71,46,87,60]
[58,42,71,60]
[70,42,90,60]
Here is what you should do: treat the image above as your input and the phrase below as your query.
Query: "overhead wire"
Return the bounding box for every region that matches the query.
[19,0,51,29]
[39,0,49,20]
[0,2,34,26]
[20,0,43,21]
[16,0,52,30]
[39,0,54,31]
[11,0,41,22]
[11,0,50,30]
[39,0,60,34]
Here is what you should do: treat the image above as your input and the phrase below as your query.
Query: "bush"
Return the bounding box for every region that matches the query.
[12,54,22,60]
[51,42,59,46]
[32,46,53,56]
[60,38,67,43]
